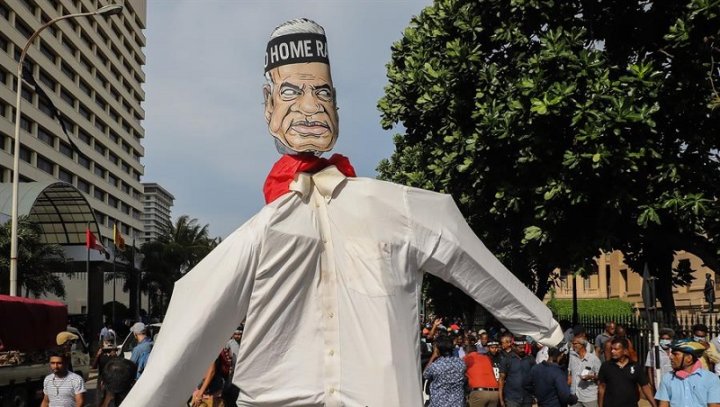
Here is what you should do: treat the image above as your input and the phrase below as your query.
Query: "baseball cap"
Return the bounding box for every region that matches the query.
[129,322,146,334]
[56,331,79,346]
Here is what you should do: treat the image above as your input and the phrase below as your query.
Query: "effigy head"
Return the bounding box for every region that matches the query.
[263,18,338,155]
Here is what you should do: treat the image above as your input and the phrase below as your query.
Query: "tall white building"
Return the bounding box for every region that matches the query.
[0,0,147,245]
[142,182,173,244]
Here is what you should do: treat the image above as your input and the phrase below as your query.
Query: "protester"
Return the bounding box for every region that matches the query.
[41,352,85,407]
[598,338,656,407]
[423,335,466,407]
[645,328,674,391]
[499,337,535,407]
[568,335,601,407]
[486,339,503,384]
[465,341,500,407]
[99,358,137,407]
[191,353,226,407]
[477,331,490,354]
[55,331,79,373]
[529,347,577,407]
[595,321,615,362]
[655,339,720,407]
[689,324,720,371]
[99,321,116,344]
[128,322,153,379]
[92,339,120,405]
[603,325,637,362]
[221,326,243,405]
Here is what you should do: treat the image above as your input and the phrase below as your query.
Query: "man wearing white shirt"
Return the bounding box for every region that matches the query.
[122,18,562,407]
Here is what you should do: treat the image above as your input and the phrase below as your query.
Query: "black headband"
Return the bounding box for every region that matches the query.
[264,33,329,72]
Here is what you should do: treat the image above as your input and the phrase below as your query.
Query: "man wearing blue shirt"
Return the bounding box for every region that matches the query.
[129,322,153,380]
[656,339,720,407]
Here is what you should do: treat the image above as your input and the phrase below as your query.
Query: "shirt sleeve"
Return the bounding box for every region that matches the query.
[406,188,562,345]
[597,363,607,384]
[423,360,438,380]
[708,373,720,402]
[654,372,670,401]
[644,350,653,368]
[74,375,86,394]
[120,215,264,407]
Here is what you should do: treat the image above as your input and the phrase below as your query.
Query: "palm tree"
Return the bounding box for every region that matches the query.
[139,215,219,316]
[0,216,67,297]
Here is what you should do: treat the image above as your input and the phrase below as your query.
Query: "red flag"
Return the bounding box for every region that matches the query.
[86,229,106,254]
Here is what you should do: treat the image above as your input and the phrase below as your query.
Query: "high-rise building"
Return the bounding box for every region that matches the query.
[0,0,147,246]
[142,182,173,244]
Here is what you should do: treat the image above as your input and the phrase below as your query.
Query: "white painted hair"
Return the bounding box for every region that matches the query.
[270,18,326,39]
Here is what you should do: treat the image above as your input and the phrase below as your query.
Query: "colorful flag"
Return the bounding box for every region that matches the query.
[85,228,106,254]
[113,224,126,251]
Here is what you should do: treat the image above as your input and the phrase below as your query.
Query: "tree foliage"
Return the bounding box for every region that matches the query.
[378,0,720,318]
[0,216,67,297]
[139,215,219,316]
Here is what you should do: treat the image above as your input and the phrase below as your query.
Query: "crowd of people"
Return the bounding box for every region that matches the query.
[40,323,243,407]
[421,318,720,407]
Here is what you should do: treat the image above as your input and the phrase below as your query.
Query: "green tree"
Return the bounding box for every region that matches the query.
[378,0,720,319]
[0,216,67,297]
[139,215,219,316]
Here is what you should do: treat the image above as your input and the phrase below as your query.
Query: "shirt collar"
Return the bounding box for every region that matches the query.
[289,165,347,201]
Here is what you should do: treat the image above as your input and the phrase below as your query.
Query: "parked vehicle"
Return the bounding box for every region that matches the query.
[0,295,90,407]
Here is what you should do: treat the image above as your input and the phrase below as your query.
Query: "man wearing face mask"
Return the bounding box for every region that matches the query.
[645,328,674,391]
[690,324,720,372]
[120,18,563,407]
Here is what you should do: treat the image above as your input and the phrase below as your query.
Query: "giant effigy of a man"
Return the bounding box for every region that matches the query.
[122,18,563,407]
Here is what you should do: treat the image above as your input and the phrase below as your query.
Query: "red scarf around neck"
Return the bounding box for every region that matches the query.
[263,154,356,204]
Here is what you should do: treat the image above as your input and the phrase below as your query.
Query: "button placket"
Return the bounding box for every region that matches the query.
[313,190,341,407]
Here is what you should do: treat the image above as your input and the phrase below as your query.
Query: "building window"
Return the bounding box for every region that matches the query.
[95,119,106,133]
[39,69,57,90]
[95,96,106,110]
[15,19,34,40]
[59,142,73,158]
[58,167,72,183]
[109,152,119,165]
[121,182,130,194]
[79,80,91,96]
[108,195,118,208]
[77,178,90,193]
[60,88,75,107]
[94,142,106,155]
[20,146,31,163]
[20,116,32,132]
[78,130,91,144]
[37,126,54,146]
[108,173,118,186]
[60,62,76,81]
[39,98,54,116]
[79,104,91,121]
[94,164,106,178]
[94,187,105,201]
[78,154,90,169]
[37,155,54,174]
[109,131,119,144]
[121,161,130,174]
[40,41,57,63]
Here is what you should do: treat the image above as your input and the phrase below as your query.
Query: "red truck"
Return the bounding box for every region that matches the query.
[0,295,90,407]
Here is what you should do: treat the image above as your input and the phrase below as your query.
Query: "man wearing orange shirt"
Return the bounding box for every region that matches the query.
[465,343,500,407]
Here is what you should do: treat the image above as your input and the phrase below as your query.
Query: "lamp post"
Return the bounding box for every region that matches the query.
[9,4,123,296]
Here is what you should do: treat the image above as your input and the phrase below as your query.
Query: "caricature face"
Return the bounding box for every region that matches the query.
[264,62,338,153]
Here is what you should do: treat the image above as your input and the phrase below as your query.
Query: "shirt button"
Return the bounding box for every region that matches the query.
[329,350,334,356]
[328,312,334,318]
[329,388,335,394]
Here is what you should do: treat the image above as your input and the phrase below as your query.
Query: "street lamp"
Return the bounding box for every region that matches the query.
[9,4,123,296]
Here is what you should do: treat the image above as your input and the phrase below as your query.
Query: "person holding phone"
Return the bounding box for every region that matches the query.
[568,335,601,407]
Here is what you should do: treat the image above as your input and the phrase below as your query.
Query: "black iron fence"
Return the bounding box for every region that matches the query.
[555,312,720,362]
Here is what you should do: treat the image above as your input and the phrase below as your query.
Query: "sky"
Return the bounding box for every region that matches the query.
[141,0,433,239]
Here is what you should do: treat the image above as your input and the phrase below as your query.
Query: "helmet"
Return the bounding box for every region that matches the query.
[670,338,705,358]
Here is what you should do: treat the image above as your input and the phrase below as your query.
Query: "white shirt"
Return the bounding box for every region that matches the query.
[122,166,562,407]
[43,371,85,407]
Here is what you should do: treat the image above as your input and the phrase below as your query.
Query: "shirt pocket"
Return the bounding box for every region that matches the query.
[342,238,396,297]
